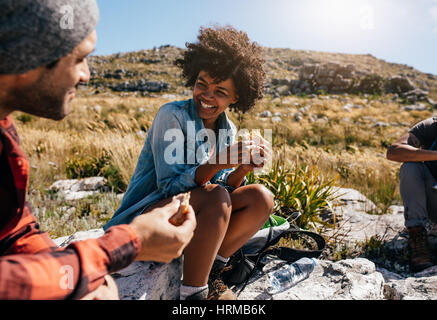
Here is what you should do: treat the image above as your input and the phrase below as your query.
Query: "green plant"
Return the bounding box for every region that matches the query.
[16,113,33,124]
[247,161,339,230]
[65,151,127,193]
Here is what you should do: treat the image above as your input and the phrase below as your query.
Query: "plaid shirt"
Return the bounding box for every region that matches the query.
[0,116,141,299]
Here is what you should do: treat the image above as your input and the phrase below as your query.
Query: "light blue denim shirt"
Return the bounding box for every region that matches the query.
[104,99,242,229]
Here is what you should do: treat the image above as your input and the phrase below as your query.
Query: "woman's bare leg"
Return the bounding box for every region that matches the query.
[142,183,272,285]
[218,184,274,258]
[182,184,232,286]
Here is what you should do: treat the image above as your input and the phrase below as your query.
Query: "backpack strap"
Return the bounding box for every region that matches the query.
[267,228,326,261]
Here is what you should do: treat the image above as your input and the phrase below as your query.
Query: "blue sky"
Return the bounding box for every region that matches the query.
[95,0,437,75]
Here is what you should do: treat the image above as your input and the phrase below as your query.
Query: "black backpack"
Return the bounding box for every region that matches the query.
[221,216,326,296]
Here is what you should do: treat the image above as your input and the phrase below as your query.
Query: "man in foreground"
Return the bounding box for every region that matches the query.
[387,117,437,272]
[0,0,196,299]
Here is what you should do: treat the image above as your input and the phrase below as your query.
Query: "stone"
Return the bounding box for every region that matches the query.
[48,177,108,201]
[381,266,437,300]
[259,111,272,118]
[271,116,282,123]
[403,103,427,111]
[53,228,183,300]
[112,260,182,300]
[385,76,416,94]
[53,228,105,247]
[373,122,389,128]
[237,258,385,300]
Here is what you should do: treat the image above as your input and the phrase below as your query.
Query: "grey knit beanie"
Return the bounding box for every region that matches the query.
[0,0,99,75]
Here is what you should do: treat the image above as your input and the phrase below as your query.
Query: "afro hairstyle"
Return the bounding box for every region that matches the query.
[175,25,266,113]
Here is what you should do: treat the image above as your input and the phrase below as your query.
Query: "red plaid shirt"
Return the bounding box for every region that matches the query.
[0,116,141,299]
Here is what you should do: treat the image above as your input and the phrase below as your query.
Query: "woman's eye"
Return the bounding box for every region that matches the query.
[216,91,226,97]
[196,82,206,88]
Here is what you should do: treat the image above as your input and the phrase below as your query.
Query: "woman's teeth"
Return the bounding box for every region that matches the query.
[201,101,216,109]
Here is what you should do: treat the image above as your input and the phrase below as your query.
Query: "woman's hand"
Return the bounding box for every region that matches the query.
[214,137,270,167]
[225,134,272,188]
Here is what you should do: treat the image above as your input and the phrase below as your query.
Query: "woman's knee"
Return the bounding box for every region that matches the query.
[204,184,232,205]
[199,184,232,219]
[247,184,275,215]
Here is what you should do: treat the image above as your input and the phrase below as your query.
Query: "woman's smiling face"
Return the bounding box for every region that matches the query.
[193,70,239,129]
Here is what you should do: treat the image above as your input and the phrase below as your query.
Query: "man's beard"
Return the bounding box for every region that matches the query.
[9,75,72,121]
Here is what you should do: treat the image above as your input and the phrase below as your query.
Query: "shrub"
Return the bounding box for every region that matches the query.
[16,113,33,124]
[247,161,339,230]
[65,151,127,193]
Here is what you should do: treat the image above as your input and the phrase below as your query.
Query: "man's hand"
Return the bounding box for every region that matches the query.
[129,196,196,263]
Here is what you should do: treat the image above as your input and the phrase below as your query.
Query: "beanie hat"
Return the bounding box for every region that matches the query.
[0,0,99,75]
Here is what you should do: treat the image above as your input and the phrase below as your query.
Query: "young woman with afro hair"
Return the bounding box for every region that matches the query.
[104,25,274,300]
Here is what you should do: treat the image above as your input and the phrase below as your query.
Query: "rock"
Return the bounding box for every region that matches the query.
[400,89,429,104]
[332,188,406,241]
[53,228,183,300]
[53,228,105,247]
[332,187,377,214]
[294,113,303,122]
[110,80,169,93]
[113,260,182,300]
[92,105,102,113]
[388,205,404,215]
[271,116,282,123]
[259,111,272,118]
[48,177,108,201]
[343,103,362,112]
[373,122,389,128]
[403,103,427,111]
[49,177,107,192]
[385,76,416,94]
[237,258,385,300]
[381,266,437,300]
[276,85,291,96]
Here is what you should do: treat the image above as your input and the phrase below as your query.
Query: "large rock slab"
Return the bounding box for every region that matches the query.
[53,228,183,300]
[329,187,405,242]
[52,185,437,300]
[237,258,385,300]
[112,259,182,300]
[379,267,437,300]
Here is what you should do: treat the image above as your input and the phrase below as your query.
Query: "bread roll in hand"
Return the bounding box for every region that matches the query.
[169,192,191,226]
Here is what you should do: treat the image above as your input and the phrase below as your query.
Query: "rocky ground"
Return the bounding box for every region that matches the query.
[53,178,437,300]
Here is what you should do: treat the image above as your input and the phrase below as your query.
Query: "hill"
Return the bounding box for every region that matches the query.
[85,45,437,104]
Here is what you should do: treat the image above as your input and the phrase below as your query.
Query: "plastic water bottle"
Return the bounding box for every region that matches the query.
[267,257,317,294]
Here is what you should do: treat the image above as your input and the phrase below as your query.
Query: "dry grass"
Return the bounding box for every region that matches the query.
[14,91,435,236]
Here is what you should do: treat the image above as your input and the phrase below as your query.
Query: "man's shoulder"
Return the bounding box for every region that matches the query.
[0,116,20,145]
[410,117,437,132]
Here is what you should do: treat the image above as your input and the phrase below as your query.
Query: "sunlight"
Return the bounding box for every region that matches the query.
[306,0,376,36]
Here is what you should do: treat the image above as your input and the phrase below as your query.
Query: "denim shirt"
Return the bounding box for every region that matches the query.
[104,99,242,229]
